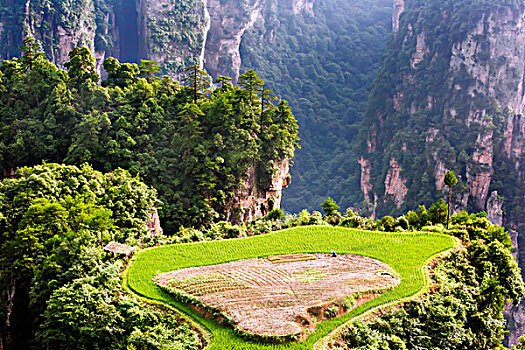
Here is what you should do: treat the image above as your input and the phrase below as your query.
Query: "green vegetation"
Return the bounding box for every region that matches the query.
[444,169,457,229]
[0,163,202,350]
[127,226,455,349]
[356,0,525,225]
[145,0,207,75]
[240,0,393,213]
[0,43,299,232]
[331,207,524,350]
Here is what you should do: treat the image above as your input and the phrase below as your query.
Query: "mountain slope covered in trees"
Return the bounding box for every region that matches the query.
[355,0,525,344]
[0,0,394,214]
[239,0,393,213]
[0,43,299,233]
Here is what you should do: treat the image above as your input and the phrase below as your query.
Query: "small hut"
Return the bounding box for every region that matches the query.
[103,241,136,258]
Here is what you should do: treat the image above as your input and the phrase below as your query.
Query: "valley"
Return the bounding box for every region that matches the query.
[0,0,524,348]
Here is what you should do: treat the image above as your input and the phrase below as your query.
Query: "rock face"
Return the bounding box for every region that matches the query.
[356,0,525,344]
[226,159,290,224]
[486,191,503,226]
[0,0,267,79]
[204,0,264,82]
[384,158,408,208]
[0,0,296,224]
[392,0,405,33]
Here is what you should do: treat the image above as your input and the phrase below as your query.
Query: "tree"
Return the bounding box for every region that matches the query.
[429,198,448,226]
[444,170,458,229]
[102,57,139,88]
[321,197,340,216]
[138,59,161,82]
[64,47,99,89]
[18,37,45,72]
[182,65,211,103]
[215,76,232,91]
[259,83,277,121]
[238,69,264,105]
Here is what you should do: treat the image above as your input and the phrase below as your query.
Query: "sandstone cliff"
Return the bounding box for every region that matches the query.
[357,0,525,343]
[226,159,291,224]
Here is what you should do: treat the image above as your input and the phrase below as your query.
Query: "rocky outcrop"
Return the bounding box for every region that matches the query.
[411,30,428,68]
[384,158,408,208]
[486,191,503,226]
[359,1,525,217]
[24,0,98,68]
[288,0,315,15]
[204,0,264,82]
[146,208,163,236]
[227,159,290,224]
[139,0,208,76]
[357,2,525,345]
[425,128,447,191]
[358,157,373,203]
[392,0,405,33]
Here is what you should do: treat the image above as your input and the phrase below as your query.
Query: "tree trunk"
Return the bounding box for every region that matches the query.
[447,187,451,229]
[3,278,15,350]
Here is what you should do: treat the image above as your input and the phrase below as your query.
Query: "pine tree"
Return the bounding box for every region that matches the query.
[444,169,458,229]
[182,65,211,103]
[138,59,161,82]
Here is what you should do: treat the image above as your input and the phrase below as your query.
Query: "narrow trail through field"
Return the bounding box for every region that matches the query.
[125,226,455,349]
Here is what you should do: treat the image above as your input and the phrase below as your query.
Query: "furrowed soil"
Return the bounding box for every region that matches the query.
[154,253,399,339]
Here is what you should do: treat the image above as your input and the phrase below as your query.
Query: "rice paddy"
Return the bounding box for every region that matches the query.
[126,225,455,349]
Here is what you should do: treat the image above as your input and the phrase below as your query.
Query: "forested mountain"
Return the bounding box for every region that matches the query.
[0,43,299,233]
[0,163,204,349]
[239,0,393,213]
[355,0,525,344]
[0,0,394,214]
[1,0,525,347]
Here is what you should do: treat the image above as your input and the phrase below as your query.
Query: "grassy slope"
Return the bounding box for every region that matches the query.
[126,226,454,349]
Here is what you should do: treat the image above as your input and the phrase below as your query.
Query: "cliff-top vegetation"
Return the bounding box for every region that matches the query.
[0,40,300,232]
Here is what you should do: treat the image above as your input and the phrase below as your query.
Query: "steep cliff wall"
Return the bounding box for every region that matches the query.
[356,0,525,344]
[226,159,290,224]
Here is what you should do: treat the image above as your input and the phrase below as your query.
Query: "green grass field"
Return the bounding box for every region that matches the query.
[126,226,455,349]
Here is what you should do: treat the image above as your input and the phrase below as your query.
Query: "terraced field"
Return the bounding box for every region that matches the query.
[154,253,399,339]
[126,226,455,349]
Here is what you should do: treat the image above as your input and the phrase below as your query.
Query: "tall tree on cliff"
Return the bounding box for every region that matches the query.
[64,47,99,90]
[444,170,457,229]
[183,65,211,103]
[19,37,44,72]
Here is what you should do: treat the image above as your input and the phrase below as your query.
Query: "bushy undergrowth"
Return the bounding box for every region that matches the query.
[328,205,523,350]
[0,163,201,349]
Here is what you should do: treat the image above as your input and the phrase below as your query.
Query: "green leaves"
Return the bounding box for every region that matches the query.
[1,50,299,231]
[0,163,200,350]
[64,47,99,89]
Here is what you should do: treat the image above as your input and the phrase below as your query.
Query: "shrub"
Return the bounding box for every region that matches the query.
[266,208,284,221]
[381,216,396,232]
[324,306,339,319]
[396,216,410,230]
[321,197,340,216]
[405,210,419,229]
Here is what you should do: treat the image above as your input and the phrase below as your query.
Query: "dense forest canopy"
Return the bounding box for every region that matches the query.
[0,40,299,232]
[0,163,204,349]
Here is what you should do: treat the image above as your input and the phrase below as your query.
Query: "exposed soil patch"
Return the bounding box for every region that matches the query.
[154,254,399,340]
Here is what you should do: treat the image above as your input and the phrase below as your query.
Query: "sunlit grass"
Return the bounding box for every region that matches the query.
[126,226,454,349]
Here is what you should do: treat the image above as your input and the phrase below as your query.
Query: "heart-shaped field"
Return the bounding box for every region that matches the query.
[154,253,399,340]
